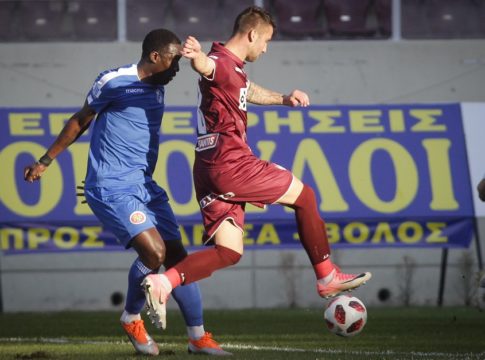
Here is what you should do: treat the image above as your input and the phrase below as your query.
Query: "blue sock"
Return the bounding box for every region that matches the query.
[171,282,204,327]
[125,258,154,314]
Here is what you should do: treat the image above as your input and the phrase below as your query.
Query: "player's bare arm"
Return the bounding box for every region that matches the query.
[181,36,215,77]
[247,81,310,107]
[24,101,96,182]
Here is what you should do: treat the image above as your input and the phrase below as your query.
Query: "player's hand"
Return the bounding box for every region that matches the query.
[478,178,485,202]
[23,162,47,183]
[283,90,310,107]
[181,36,202,60]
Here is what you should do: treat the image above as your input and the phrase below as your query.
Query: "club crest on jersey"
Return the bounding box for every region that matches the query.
[156,89,163,104]
[195,133,219,152]
[129,211,147,225]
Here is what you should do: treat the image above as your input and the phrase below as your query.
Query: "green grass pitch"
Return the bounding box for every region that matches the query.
[0,307,484,359]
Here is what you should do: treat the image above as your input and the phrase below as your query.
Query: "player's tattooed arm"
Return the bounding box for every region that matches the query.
[24,101,95,182]
[247,82,310,107]
[247,82,285,105]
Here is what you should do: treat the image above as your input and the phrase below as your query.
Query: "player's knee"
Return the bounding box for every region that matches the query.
[291,184,317,209]
[216,245,242,266]
[164,240,188,269]
[143,247,166,270]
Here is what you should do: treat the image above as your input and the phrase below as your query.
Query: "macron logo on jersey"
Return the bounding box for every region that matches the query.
[125,88,145,94]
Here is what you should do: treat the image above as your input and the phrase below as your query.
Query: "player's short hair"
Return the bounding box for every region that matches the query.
[232,6,276,36]
[142,29,181,59]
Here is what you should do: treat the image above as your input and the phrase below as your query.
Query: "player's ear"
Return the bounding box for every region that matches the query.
[149,51,160,64]
[248,29,257,43]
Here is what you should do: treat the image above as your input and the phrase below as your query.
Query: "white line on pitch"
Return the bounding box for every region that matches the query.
[0,337,483,359]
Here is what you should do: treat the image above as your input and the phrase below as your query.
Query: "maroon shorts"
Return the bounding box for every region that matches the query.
[194,156,293,243]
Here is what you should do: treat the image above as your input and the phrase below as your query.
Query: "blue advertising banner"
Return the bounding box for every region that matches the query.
[0,104,475,253]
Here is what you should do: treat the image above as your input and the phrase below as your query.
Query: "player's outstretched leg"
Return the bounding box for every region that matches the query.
[317,266,372,298]
[288,183,372,298]
[142,273,172,329]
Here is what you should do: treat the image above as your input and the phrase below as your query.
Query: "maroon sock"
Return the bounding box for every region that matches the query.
[173,244,241,285]
[290,184,331,266]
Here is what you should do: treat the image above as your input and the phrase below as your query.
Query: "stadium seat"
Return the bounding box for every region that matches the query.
[126,0,171,41]
[271,0,325,40]
[169,0,224,41]
[220,0,255,37]
[375,0,392,38]
[322,0,376,38]
[0,1,18,41]
[402,0,481,39]
[17,0,67,41]
[69,0,117,41]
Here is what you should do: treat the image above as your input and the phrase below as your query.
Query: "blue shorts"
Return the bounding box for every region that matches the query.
[84,181,180,248]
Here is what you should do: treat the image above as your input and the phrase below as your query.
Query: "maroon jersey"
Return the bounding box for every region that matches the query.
[195,42,252,168]
[192,43,294,242]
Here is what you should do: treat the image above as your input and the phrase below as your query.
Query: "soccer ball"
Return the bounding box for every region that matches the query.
[324,295,367,337]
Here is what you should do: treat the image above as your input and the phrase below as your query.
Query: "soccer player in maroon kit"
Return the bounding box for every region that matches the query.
[142,6,372,330]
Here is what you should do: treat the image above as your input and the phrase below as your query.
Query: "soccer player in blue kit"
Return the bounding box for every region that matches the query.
[23,29,230,356]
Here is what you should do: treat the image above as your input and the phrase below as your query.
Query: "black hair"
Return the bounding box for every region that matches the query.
[142,29,181,59]
[232,6,276,36]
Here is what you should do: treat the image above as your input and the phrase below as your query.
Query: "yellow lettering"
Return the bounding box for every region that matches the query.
[292,139,348,212]
[243,224,255,245]
[179,226,190,247]
[0,228,24,250]
[264,110,304,134]
[326,223,340,244]
[308,111,345,133]
[161,112,195,134]
[389,110,405,132]
[9,113,44,135]
[371,222,395,243]
[53,227,79,249]
[422,139,458,210]
[410,109,447,132]
[349,139,418,213]
[350,110,384,133]
[344,222,369,244]
[28,228,50,249]
[426,222,448,243]
[398,222,423,244]
[256,224,280,245]
[247,112,259,127]
[0,142,63,217]
[192,224,205,246]
[154,140,198,216]
[82,226,104,248]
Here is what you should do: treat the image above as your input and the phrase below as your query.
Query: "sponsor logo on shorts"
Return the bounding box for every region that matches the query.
[199,192,235,208]
[129,211,147,225]
[199,193,217,208]
[195,133,219,152]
